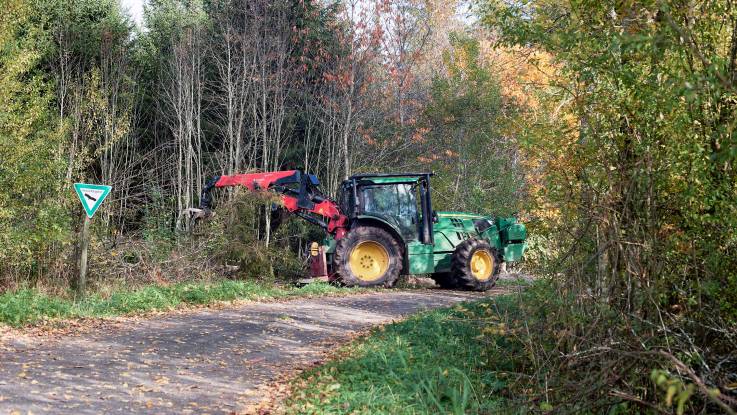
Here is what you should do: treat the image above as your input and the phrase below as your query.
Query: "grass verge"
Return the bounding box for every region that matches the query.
[282,280,737,414]
[0,280,360,327]
[283,292,527,415]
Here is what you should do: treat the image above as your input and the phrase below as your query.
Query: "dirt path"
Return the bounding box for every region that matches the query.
[0,289,498,414]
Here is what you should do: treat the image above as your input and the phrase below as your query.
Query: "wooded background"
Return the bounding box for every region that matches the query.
[0,0,524,285]
[2,0,736,412]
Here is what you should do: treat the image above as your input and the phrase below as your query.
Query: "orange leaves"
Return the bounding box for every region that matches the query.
[417,154,440,164]
[320,69,354,90]
[358,126,377,145]
[470,41,573,224]
[411,127,430,143]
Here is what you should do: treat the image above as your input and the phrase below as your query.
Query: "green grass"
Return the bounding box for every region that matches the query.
[495,275,533,287]
[0,280,357,327]
[284,294,524,415]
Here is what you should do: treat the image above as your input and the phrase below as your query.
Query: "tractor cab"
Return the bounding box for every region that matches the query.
[338,173,434,246]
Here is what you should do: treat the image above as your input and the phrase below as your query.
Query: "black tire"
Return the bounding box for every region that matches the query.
[451,238,501,291]
[431,272,458,289]
[334,226,403,288]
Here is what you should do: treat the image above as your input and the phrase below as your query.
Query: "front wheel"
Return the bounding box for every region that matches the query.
[451,239,501,291]
[333,226,403,287]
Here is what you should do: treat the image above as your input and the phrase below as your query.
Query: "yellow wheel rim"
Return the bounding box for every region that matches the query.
[349,241,390,282]
[470,250,494,281]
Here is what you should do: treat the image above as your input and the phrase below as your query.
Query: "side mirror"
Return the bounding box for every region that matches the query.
[432,210,439,223]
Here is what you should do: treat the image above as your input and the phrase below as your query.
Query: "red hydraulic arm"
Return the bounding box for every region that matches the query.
[200,170,348,239]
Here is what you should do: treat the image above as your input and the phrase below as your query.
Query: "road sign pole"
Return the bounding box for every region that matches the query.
[72,183,111,299]
[78,214,91,298]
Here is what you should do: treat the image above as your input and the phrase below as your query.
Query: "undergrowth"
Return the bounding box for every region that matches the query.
[504,281,737,414]
[0,281,357,327]
[284,281,737,414]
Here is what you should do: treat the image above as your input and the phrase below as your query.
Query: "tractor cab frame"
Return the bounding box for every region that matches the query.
[339,172,434,246]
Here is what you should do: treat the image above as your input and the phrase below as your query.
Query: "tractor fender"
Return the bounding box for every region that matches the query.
[351,216,407,259]
[480,227,503,251]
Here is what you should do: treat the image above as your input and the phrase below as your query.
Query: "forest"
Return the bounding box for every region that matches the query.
[1,0,524,283]
[1,0,736,413]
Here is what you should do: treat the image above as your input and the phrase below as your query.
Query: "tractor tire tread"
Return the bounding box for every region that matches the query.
[334,226,403,288]
[451,238,500,291]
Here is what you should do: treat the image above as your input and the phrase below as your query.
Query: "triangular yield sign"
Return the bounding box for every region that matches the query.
[74,183,112,218]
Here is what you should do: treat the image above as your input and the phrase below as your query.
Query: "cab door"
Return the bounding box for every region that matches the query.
[359,183,420,242]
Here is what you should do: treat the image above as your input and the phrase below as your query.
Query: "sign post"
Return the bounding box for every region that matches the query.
[73,183,111,298]
[78,214,91,297]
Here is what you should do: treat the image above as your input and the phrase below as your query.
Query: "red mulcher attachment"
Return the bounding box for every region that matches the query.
[197,170,348,279]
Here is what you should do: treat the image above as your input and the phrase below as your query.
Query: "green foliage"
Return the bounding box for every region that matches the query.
[0,281,351,327]
[0,0,70,280]
[422,33,523,216]
[485,0,737,319]
[0,289,71,326]
[198,190,303,280]
[284,297,522,414]
[651,370,695,415]
[139,0,208,60]
[0,0,138,285]
[38,0,133,69]
[478,1,737,410]
[142,187,177,258]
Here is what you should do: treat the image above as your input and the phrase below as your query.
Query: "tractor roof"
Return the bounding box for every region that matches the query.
[348,172,432,185]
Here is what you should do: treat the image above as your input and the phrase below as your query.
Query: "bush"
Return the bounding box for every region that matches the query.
[479,281,737,414]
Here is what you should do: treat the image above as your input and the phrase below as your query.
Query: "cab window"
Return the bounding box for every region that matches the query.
[360,184,418,239]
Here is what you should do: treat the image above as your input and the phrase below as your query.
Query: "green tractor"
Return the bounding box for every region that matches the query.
[199,170,527,291]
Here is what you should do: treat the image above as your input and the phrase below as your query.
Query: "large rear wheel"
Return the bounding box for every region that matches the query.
[334,226,403,287]
[451,238,500,291]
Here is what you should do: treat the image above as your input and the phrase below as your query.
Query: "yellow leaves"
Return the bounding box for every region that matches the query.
[665,384,678,406]
[7,407,33,415]
[651,369,696,415]
[481,43,559,111]
[482,323,508,336]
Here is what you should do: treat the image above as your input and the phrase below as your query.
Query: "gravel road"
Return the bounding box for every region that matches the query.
[0,289,497,414]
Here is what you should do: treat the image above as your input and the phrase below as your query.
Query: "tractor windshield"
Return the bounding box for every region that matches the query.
[360,184,418,240]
